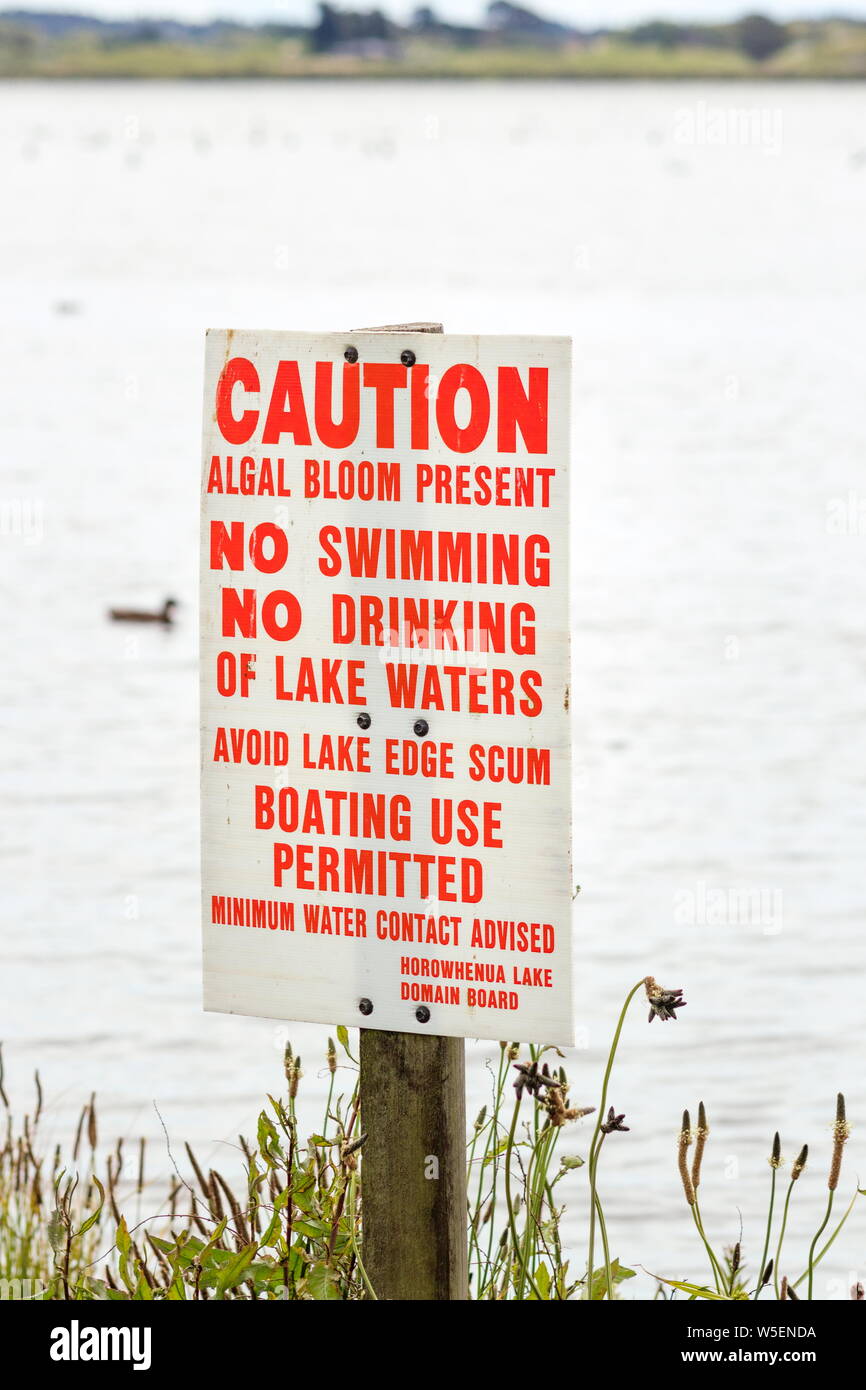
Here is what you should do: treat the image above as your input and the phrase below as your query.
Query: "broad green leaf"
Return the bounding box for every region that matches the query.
[147,1236,175,1255]
[215,1242,259,1298]
[534,1262,551,1300]
[267,1093,290,1129]
[292,1173,316,1213]
[116,1217,135,1293]
[292,1217,331,1241]
[116,1215,131,1258]
[257,1111,282,1165]
[260,1210,282,1249]
[173,1236,205,1267]
[588,1259,637,1301]
[83,1278,112,1301]
[305,1264,342,1301]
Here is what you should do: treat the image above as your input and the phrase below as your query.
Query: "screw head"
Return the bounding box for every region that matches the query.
[359,997,373,1016]
[344,346,359,364]
[413,719,429,738]
[356,712,371,730]
[415,1006,431,1024]
[400,349,416,368]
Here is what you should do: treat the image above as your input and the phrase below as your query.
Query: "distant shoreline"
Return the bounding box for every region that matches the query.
[3,70,866,82]
[3,45,866,82]
[4,9,866,82]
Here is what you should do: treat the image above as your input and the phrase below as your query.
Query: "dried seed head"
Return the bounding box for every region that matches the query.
[289,1057,303,1101]
[326,1038,337,1075]
[691,1101,709,1191]
[599,1106,629,1135]
[208,1170,224,1221]
[829,1092,850,1191]
[780,1276,788,1300]
[544,1085,569,1127]
[730,1242,741,1278]
[513,1059,558,1101]
[678,1110,696,1206]
[340,1131,367,1172]
[645,976,687,1023]
[791,1144,808,1181]
[769,1131,783,1169]
[761,1259,773,1287]
[72,1106,86,1163]
[87,1095,98,1151]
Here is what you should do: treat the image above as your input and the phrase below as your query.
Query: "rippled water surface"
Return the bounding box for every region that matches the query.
[2,79,865,1295]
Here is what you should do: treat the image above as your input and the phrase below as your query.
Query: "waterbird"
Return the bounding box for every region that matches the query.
[108,597,178,625]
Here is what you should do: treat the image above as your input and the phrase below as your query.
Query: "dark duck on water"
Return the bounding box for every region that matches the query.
[108,597,178,625]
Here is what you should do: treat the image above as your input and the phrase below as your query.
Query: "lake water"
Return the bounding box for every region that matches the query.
[1,78,864,1297]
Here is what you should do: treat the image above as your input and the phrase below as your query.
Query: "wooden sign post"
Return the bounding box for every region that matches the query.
[360,1028,467,1299]
[199,323,572,1301]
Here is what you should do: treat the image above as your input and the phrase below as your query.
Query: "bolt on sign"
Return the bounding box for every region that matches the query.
[200,329,573,1044]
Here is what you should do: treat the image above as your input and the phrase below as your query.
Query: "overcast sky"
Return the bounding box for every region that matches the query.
[12,2,866,26]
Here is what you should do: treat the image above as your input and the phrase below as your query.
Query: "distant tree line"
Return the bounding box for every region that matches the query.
[306,5,794,59]
[310,4,397,54]
[627,13,790,61]
[2,2,858,63]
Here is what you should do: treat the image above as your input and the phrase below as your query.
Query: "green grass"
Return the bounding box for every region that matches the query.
[2,34,866,80]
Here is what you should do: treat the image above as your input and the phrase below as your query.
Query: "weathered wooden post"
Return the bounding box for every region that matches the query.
[360,1029,467,1299]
